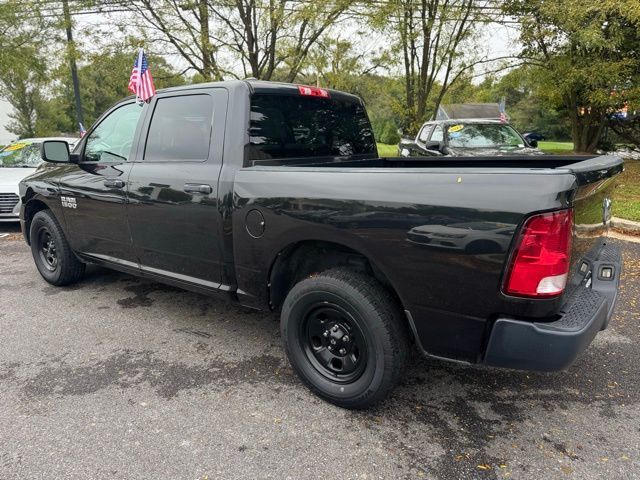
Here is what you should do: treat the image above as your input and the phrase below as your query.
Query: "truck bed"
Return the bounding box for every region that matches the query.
[249,154,619,171]
[247,154,623,186]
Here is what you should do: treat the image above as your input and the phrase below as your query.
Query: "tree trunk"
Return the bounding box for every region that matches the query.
[569,107,606,153]
[198,0,217,80]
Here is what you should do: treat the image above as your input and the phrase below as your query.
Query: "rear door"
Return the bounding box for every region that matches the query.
[126,88,229,290]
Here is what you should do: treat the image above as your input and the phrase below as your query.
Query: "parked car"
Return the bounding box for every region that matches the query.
[398,119,542,157]
[19,80,622,409]
[0,137,78,222]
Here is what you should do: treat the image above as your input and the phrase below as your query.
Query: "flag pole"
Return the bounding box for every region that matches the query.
[136,47,144,105]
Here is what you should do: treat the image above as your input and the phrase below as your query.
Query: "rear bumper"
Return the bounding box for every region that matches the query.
[483,242,621,372]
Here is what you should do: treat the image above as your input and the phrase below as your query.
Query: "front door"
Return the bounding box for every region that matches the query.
[57,101,146,265]
[126,89,228,290]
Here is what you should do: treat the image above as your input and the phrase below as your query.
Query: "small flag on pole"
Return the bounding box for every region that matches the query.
[79,122,86,137]
[128,48,156,103]
[499,96,507,123]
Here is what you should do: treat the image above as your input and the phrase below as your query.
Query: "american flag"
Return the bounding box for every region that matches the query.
[128,48,156,102]
[499,97,507,123]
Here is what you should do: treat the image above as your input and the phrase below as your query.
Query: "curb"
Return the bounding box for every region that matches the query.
[611,216,640,235]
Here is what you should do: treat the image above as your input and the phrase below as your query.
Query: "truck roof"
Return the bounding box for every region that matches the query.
[121,79,363,104]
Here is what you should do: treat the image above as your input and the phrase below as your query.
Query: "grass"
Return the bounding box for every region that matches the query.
[538,141,574,154]
[613,160,640,222]
[377,143,397,157]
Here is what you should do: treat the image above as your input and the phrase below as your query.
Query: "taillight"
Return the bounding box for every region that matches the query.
[503,209,573,298]
[298,85,330,98]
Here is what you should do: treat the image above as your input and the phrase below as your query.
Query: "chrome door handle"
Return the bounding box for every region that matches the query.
[183,183,213,194]
[104,178,125,188]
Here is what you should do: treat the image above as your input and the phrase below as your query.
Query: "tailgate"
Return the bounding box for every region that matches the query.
[568,154,623,281]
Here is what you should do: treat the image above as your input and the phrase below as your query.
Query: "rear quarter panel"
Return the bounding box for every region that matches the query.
[232,167,577,362]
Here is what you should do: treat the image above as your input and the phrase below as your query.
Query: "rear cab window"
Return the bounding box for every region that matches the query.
[247,89,376,166]
[145,94,213,162]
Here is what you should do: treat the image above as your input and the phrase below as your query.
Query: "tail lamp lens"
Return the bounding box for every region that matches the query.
[504,209,573,298]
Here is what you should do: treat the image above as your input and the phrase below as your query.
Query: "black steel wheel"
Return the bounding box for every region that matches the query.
[301,303,368,383]
[30,209,85,286]
[281,267,409,409]
[36,228,58,271]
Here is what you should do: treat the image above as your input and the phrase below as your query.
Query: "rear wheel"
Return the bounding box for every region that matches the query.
[281,267,409,409]
[30,210,85,286]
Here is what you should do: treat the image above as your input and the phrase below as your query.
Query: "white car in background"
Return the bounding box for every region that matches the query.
[0,137,78,222]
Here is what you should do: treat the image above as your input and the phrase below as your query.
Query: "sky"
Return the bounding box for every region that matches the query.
[0,100,14,145]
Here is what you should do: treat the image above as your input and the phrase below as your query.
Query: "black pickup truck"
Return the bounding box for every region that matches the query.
[20,80,623,408]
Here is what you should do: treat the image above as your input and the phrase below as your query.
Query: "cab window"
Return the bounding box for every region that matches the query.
[144,95,213,162]
[84,103,143,162]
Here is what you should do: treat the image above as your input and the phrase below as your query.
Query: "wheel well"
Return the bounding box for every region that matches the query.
[268,240,403,312]
[23,197,49,244]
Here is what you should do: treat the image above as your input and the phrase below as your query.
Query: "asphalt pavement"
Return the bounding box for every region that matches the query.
[1,224,639,480]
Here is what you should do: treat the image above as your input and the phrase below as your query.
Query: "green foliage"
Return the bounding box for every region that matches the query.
[33,50,186,136]
[505,0,640,152]
[375,121,400,145]
[2,48,48,138]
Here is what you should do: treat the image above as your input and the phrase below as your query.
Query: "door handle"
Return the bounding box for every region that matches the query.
[104,178,125,188]
[183,183,213,194]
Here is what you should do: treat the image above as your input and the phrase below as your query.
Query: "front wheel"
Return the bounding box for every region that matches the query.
[30,209,85,286]
[281,268,409,409]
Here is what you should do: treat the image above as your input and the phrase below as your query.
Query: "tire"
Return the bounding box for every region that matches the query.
[281,267,409,409]
[30,209,85,286]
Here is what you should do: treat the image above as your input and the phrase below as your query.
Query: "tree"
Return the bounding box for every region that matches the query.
[127,0,354,81]
[371,0,497,133]
[3,49,47,138]
[505,0,640,152]
[0,1,51,138]
[127,0,224,80]
[36,49,187,135]
[0,1,47,74]
[456,68,572,140]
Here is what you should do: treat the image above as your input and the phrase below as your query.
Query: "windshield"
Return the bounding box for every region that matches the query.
[0,142,43,168]
[447,124,525,149]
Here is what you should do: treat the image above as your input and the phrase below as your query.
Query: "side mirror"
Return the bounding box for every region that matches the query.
[528,139,539,148]
[41,140,75,163]
[424,141,443,152]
